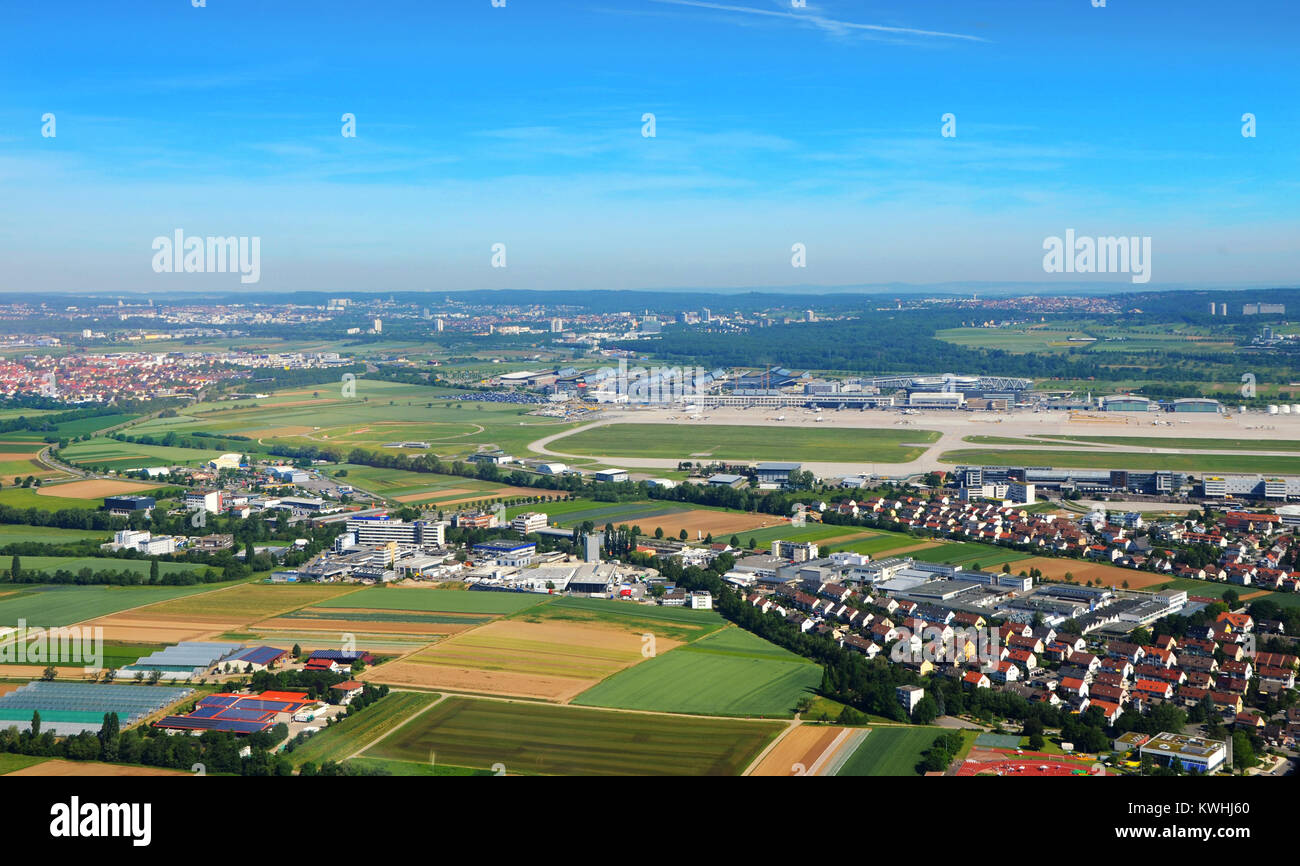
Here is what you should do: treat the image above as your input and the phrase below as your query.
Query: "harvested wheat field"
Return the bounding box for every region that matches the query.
[7,760,189,776]
[751,725,856,776]
[639,509,780,538]
[1019,557,1169,589]
[37,479,158,499]
[420,486,539,506]
[76,617,216,644]
[364,619,677,701]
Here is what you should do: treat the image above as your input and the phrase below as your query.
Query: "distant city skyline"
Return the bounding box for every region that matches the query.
[2,0,1297,293]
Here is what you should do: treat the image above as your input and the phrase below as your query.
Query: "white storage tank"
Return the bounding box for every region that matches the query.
[1268,404,1280,414]
[1283,405,1292,414]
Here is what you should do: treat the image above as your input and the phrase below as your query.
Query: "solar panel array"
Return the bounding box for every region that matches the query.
[158,691,317,735]
[230,646,285,666]
[0,682,193,735]
[152,716,270,735]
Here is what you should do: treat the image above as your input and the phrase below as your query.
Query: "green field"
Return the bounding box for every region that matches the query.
[60,438,228,468]
[343,757,493,776]
[573,627,821,717]
[314,587,549,615]
[939,448,1300,474]
[836,532,937,557]
[1039,434,1300,452]
[0,753,49,774]
[126,379,582,460]
[909,543,1033,569]
[0,556,213,580]
[287,690,440,768]
[0,641,161,669]
[936,327,1093,353]
[0,581,240,627]
[510,596,726,643]
[0,525,110,544]
[835,726,944,776]
[0,486,128,511]
[363,695,782,775]
[549,423,940,463]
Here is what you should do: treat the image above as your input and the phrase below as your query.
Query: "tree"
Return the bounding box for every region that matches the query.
[679,529,688,540]
[1222,588,1240,608]
[149,559,160,582]
[292,643,302,659]
[1231,731,1256,770]
[654,527,664,539]
[729,535,740,548]
[1028,733,1046,751]
[31,710,40,737]
[41,665,57,681]
[10,554,20,581]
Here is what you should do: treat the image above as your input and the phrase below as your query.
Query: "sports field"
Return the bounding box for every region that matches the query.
[0,582,239,627]
[939,448,1300,474]
[834,726,943,776]
[362,695,783,775]
[287,690,440,767]
[573,626,821,717]
[315,587,549,615]
[549,423,940,463]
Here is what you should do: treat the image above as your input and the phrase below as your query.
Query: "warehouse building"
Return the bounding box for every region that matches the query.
[1168,398,1222,413]
[104,494,155,516]
[1100,395,1152,412]
[756,462,801,486]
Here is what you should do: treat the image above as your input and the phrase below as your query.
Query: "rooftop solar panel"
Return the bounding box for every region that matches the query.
[188,706,225,718]
[236,699,294,712]
[233,646,285,665]
[198,695,241,708]
[217,708,276,722]
[155,716,270,734]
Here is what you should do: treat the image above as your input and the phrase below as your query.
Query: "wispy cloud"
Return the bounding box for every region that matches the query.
[649,0,989,43]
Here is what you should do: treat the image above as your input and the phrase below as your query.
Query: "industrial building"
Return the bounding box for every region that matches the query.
[346,515,447,546]
[104,494,155,515]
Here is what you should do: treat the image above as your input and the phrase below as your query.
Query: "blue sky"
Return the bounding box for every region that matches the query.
[1,0,1296,294]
